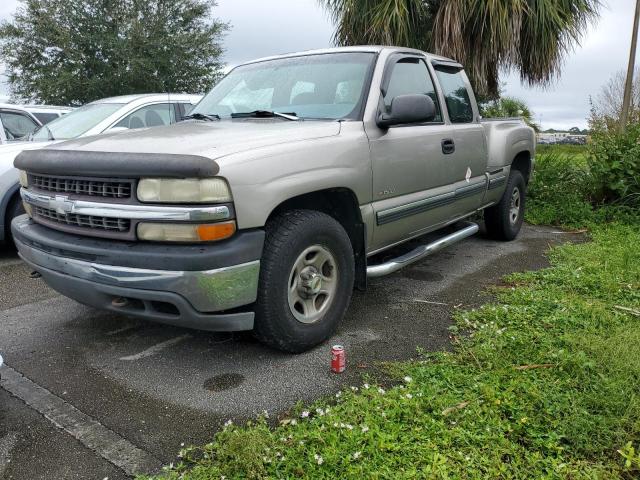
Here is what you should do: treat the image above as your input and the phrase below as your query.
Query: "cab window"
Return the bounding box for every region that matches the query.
[434,68,474,123]
[383,58,442,122]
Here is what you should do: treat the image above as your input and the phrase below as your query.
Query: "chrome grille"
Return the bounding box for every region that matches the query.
[30,174,132,198]
[34,206,130,232]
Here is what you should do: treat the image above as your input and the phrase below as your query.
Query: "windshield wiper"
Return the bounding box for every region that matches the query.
[231,110,299,121]
[183,112,220,122]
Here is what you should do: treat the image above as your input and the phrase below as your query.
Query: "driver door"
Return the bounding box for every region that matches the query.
[365,56,456,252]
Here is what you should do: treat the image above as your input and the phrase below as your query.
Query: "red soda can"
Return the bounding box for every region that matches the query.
[331,345,346,373]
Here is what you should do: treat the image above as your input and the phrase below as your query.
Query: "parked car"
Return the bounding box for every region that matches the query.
[13,47,534,352]
[24,105,74,125]
[0,104,42,144]
[0,93,202,243]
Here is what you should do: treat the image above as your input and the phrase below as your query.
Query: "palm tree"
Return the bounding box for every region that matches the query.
[320,0,600,97]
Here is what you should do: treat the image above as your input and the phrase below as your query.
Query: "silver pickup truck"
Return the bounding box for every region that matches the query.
[12,46,535,352]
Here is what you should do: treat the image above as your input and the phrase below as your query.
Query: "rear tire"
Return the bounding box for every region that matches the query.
[254,210,354,353]
[484,170,526,241]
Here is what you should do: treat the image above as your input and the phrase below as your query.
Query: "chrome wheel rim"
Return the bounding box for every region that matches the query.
[287,245,338,324]
[509,188,521,225]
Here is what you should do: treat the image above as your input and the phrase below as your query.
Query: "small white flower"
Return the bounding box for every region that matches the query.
[378,387,386,394]
[333,422,339,427]
[301,411,310,418]
[314,453,324,465]
[405,393,413,399]
[361,425,369,433]
[336,391,342,398]
[345,424,354,430]
[404,376,412,383]
[180,442,185,447]
[291,419,297,425]
[220,476,226,480]
[262,410,269,418]
[363,383,370,389]
[350,386,358,391]
[299,440,305,446]
[316,408,325,416]
[223,420,233,428]
[381,412,387,417]
[353,451,362,460]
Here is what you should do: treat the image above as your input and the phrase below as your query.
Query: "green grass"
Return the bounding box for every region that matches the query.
[536,144,588,158]
[143,222,640,479]
[142,149,640,480]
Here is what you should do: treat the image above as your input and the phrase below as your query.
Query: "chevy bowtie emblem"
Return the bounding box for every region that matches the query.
[49,195,74,215]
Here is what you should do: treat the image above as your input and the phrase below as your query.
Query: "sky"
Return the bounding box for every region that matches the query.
[1,0,638,130]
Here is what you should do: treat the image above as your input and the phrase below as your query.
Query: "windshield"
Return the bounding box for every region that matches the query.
[31,103,123,140]
[192,52,375,120]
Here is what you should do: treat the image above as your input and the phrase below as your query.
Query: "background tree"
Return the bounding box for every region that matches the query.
[320,0,600,97]
[480,96,540,132]
[0,0,228,105]
[589,68,640,131]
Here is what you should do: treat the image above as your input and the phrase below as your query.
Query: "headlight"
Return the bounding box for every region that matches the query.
[137,178,232,203]
[18,170,28,188]
[137,221,236,242]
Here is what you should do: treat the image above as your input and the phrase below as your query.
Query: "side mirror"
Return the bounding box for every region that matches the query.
[377,94,436,128]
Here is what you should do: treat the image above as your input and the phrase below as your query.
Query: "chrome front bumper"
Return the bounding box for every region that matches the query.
[15,237,260,331]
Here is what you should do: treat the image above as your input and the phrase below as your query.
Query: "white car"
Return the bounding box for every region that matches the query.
[0,93,202,243]
[0,104,42,144]
[24,105,74,125]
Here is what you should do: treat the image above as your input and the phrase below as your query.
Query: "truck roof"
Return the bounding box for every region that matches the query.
[241,46,457,66]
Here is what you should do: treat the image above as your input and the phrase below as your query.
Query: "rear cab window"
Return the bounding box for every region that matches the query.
[433,67,474,123]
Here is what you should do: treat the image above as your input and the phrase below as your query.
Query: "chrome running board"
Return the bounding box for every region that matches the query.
[366,221,479,278]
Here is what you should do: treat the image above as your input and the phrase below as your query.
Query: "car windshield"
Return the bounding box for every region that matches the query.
[191,52,375,120]
[31,103,123,140]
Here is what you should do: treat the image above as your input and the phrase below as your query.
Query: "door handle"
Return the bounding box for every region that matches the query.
[441,139,455,154]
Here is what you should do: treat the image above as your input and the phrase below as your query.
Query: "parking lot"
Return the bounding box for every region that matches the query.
[0,224,575,479]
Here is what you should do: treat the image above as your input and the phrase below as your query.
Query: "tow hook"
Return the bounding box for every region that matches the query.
[111,297,129,308]
[29,271,42,279]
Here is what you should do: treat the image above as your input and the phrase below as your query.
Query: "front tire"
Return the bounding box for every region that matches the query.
[4,194,25,245]
[484,170,526,241]
[254,210,354,353]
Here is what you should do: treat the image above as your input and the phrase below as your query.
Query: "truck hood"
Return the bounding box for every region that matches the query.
[43,120,342,160]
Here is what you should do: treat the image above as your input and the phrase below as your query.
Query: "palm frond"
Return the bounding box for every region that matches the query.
[320,0,601,96]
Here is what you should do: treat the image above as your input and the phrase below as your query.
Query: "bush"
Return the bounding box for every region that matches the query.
[527,157,640,228]
[588,125,640,205]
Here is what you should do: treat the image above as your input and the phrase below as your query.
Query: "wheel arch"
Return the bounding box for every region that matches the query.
[266,187,367,290]
[0,182,21,243]
[510,151,532,184]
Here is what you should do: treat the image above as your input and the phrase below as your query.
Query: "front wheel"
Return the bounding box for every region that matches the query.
[484,170,526,241]
[254,210,354,353]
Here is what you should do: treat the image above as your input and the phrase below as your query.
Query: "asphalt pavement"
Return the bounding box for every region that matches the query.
[0,224,579,479]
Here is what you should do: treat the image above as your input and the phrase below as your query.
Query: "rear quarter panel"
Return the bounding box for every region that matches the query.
[481,119,535,204]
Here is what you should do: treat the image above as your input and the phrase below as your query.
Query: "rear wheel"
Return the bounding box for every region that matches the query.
[254,210,354,353]
[484,170,526,241]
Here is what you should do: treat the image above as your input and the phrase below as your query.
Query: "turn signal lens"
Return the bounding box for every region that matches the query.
[137,221,236,242]
[196,222,236,241]
[22,201,33,218]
